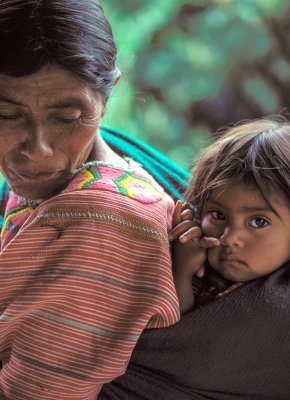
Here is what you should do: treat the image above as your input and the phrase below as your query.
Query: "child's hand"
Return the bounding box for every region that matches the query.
[169,201,220,313]
[170,201,220,279]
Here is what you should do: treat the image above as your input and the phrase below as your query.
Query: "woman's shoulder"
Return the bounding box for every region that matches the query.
[63,158,170,206]
[26,159,174,240]
[0,160,174,245]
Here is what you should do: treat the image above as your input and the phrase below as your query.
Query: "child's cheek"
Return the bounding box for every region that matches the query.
[207,247,220,271]
[201,216,220,239]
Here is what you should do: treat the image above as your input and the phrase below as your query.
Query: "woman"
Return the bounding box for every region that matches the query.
[0,1,183,399]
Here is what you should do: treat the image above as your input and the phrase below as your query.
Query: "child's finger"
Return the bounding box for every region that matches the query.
[180,208,194,221]
[181,201,190,212]
[169,221,198,241]
[172,200,183,227]
[178,226,202,243]
[195,265,206,278]
[197,236,220,248]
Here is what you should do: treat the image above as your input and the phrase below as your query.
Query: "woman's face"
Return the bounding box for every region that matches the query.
[0,66,105,200]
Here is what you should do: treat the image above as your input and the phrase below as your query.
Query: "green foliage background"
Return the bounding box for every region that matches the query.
[0,0,289,188]
[102,0,290,170]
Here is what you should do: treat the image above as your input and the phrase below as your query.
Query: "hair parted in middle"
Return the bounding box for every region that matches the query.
[0,0,119,104]
[185,118,290,214]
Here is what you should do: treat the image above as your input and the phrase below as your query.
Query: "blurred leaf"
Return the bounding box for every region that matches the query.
[242,76,280,113]
[270,57,290,82]
[253,0,289,15]
[102,0,290,170]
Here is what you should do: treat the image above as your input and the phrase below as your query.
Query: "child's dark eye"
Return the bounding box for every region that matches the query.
[249,217,269,228]
[210,210,225,220]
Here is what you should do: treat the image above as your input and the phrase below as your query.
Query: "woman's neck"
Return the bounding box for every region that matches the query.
[87,131,128,169]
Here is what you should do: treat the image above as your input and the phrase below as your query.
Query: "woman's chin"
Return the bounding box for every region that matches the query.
[9,180,66,201]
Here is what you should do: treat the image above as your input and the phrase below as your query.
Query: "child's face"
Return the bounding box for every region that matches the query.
[201,183,290,282]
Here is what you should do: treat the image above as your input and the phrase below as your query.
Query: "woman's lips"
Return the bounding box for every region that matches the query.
[6,168,65,183]
[20,171,61,178]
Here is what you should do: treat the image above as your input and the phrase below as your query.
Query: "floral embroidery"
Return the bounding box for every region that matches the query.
[1,160,164,248]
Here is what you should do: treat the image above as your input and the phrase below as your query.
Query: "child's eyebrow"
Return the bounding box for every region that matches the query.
[240,206,273,213]
[207,199,273,213]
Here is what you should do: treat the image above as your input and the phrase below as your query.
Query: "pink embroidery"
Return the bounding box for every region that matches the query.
[1,162,164,248]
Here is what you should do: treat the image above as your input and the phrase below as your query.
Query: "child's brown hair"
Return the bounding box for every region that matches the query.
[185,119,290,214]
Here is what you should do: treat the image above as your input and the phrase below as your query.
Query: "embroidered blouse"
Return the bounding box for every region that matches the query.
[0,160,180,400]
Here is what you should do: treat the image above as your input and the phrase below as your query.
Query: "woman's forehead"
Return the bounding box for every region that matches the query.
[0,66,99,108]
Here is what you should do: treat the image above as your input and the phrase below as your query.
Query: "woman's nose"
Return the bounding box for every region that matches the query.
[19,122,54,160]
[219,226,244,248]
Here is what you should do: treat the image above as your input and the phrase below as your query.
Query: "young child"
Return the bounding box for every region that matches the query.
[170,119,290,314]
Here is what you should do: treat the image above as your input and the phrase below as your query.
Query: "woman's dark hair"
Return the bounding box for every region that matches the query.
[185,118,290,214]
[0,0,119,103]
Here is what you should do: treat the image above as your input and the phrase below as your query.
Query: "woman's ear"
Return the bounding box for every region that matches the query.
[101,106,106,117]
[100,70,121,117]
[114,69,122,86]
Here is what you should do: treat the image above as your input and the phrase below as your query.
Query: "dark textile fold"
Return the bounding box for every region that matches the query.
[100,262,290,400]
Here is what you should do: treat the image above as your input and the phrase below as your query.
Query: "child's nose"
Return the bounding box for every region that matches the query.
[219,226,244,248]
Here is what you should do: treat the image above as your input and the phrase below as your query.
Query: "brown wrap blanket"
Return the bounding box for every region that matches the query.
[99,261,290,400]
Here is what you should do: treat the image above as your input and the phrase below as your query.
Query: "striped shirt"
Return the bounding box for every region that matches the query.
[0,160,180,399]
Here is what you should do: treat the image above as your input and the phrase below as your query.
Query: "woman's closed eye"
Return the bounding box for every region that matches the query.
[248,217,269,228]
[56,117,80,124]
[0,113,20,120]
[52,112,82,125]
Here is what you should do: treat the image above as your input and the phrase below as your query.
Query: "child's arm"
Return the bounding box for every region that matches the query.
[170,201,220,313]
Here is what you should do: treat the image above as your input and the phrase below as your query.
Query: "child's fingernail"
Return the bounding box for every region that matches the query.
[179,235,187,243]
